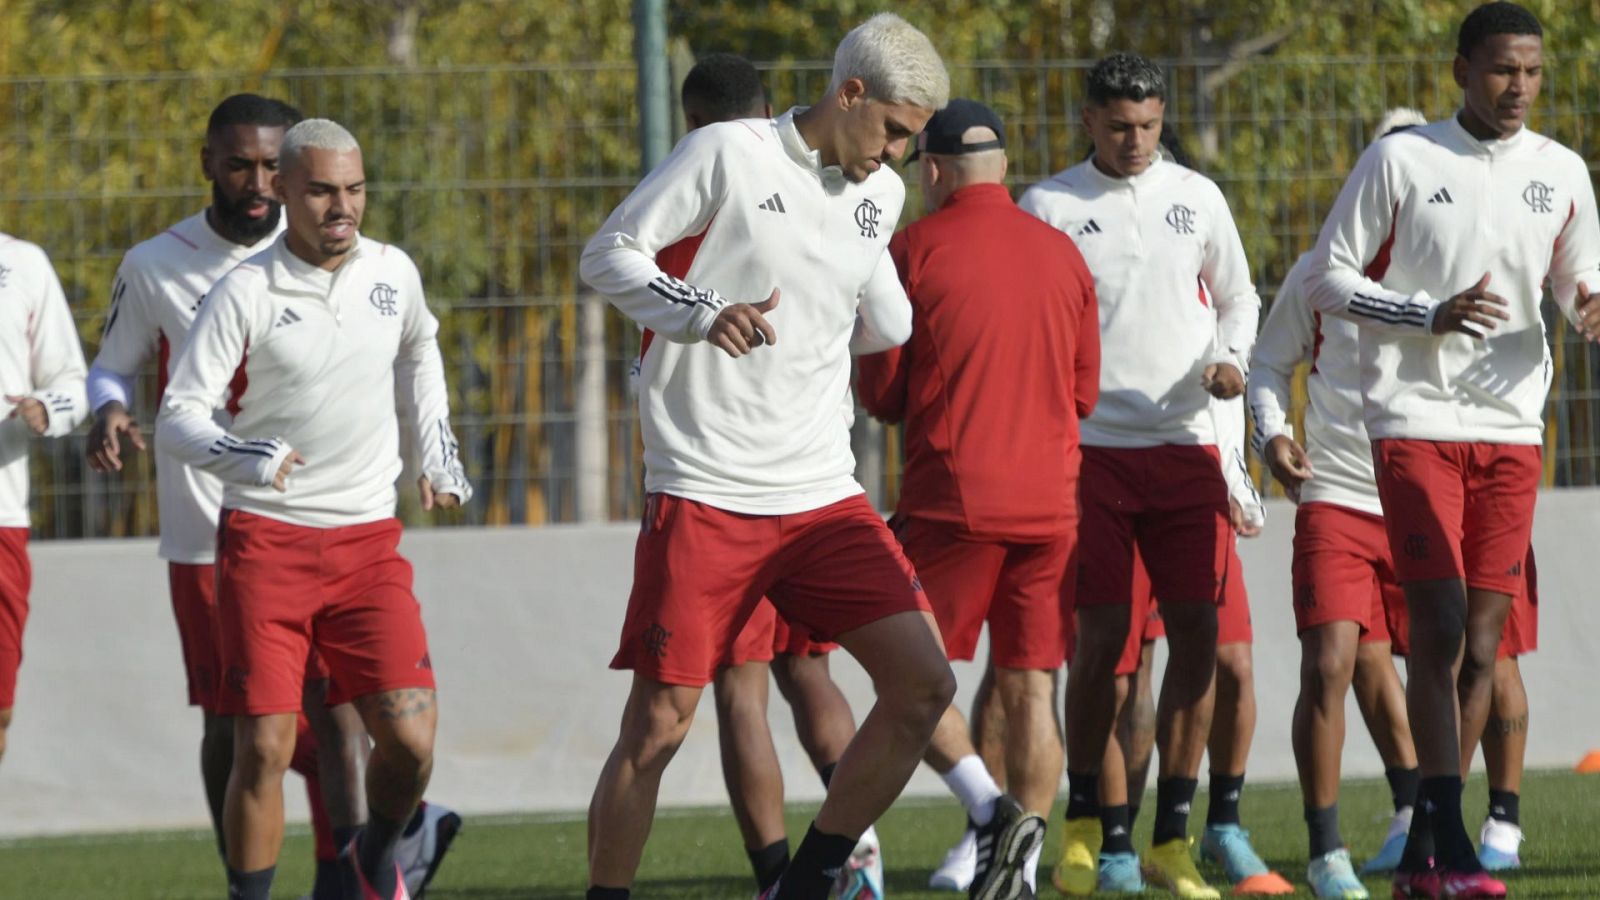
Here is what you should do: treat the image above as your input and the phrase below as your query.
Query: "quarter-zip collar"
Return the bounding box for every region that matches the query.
[267,232,365,303]
[777,107,850,192]
[1446,111,1528,159]
[1081,153,1169,193]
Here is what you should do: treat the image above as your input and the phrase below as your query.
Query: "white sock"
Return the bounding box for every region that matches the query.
[1024,839,1042,889]
[942,755,1003,826]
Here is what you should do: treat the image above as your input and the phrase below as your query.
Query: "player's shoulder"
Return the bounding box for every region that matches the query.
[1361,120,1448,171]
[1020,161,1095,207]
[0,232,52,272]
[680,118,774,159]
[1519,127,1589,174]
[120,211,212,274]
[209,244,273,298]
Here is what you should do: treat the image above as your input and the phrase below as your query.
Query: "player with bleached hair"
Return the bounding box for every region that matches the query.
[159,117,471,900]
[580,13,956,900]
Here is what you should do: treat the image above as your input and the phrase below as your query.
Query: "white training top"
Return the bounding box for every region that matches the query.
[91,212,281,563]
[1213,393,1265,530]
[1305,115,1600,444]
[157,234,472,528]
[0,235,89,527]
[1250,253,1382,517]
[1020,156,1261,448]
[580,107,911,515]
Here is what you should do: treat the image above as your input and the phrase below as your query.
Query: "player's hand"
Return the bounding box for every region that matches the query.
[1201,362,1244,399]
[707,289,780,358]
[1264,434,1313,503]
[1229,497,1262,538]
[419,476,460,511]
[273,450,306,493]
[5,395,47,436]
[86,401,146,472]
[1431,272,1508,339]
[1573,283,1600,342]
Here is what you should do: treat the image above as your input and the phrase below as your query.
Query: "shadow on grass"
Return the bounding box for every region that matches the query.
[431,874,756,899]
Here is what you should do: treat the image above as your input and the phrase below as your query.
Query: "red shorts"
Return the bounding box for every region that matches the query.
[215,510,435,716]
[1076,445,1231,608]
[897,516,1072,670]
[0,529,30,710]
[1064,539,1243,676]
[613,493,928,687]
[771,610,837,658]
[1371,440,1540,594]
[1291,503,1402,644]
[722,601,839,669]
[1385,545,1538,658]
[168,563,221,711]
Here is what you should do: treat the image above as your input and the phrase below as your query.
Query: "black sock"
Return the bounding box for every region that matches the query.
[749,838,790,892]
[403,802,428,838]
[1128,804,1142,829]
[333,825,361,853]
[1488,789,1520,826]
[1065,770,1100,821]
[1153,777,1198,846]
[1207,772,1245,827]
[818,762,838,789]
[1420,775,1481,872]
[1397,795,1436,875]
[1305,804,1343,858]
[776,823,857,899]
[587,888,630,900]
[1100,804,1135,855]
[356,809,406,894]
[226,866,275,900]
[1386,766,1421,813]
[311,859,342,900]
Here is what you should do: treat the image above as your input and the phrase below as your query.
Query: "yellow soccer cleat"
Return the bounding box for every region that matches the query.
[1050,816,1101,896]
[1144,837,1222,899]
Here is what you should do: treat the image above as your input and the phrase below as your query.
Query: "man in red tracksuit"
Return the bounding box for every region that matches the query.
[857,98,1100,896]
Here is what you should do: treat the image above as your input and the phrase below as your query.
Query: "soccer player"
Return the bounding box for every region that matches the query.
[579,14,959,900]
[1020,52,1261,900]
[673,52,884,898]
[157,117,472,900]
[0,234,88,766]
[856,97,1099,896]
[1304,3,1600,895]
[88,94,460,899]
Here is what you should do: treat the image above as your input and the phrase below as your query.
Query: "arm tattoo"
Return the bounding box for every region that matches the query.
[1486,713,1528,736]
[364,688,436,721]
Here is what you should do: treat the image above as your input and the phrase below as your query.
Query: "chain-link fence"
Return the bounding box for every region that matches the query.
[2,55,1598,539]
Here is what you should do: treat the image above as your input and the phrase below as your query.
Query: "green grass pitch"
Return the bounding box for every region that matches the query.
[1,770,1595,897]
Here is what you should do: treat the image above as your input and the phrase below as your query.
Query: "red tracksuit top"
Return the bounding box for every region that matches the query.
[856,182,1100,543]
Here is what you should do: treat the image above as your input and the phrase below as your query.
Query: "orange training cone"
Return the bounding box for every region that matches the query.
[1577,750,1600,774]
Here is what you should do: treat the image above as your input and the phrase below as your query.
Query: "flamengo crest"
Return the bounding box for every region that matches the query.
[370,282,399,316]
[1166,204,1197,234]
[1523,181,1554,214]
[855,198,882,238]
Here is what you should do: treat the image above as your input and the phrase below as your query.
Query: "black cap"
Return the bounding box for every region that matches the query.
[906,98,1006,162]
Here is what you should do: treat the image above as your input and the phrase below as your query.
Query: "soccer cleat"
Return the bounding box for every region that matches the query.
[757,879,782,900]
[1390,867,1440,900]
[1050,816,1102,896]
[831,824,885,899]
[342,837,411,900]
[969,793,1047,900]
[1476,818,1523,872]
[1437,870,1507,899]
[930,825,977,891]
[1362,807,1414,875]
[1307,849,1370,899]
[1199,824,1294,893]
[395,802,463,898]
[1145,837,1222,899]
[1098,851,1146,893]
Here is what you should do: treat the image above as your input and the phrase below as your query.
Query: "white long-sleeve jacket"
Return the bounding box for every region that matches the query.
[1250,253,1382,516]
[580,108,910,515]
[1019,157,1261,448]
[157,234,471,528]
[1305,116,1600,444]
[0,235,88,527]
[91,212,280,562]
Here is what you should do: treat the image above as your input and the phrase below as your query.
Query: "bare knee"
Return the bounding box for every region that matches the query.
[233,716,298,778]
[1216,643,1254,690]
[1304,642,1355,699]
[995,668,1052,717]
[619,683,700,774]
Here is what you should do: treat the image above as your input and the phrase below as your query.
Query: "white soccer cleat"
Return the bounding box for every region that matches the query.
[1478,816,1524,871]
[929,825,977,891]
[394,801,463,897]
